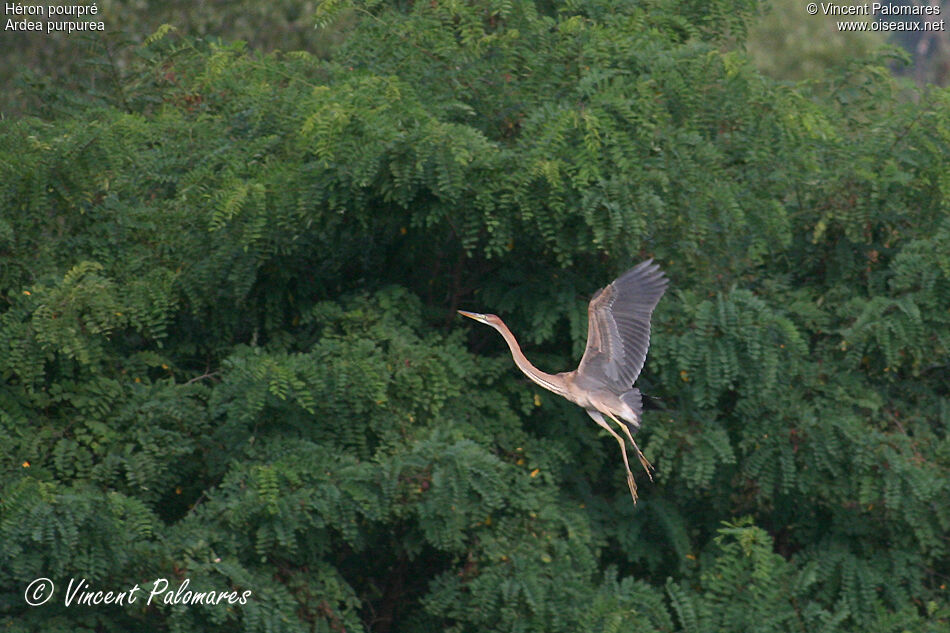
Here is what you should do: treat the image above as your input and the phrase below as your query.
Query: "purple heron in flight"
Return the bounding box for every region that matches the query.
[459,259,668,503]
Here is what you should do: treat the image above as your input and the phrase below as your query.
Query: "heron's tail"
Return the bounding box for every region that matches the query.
[618,388,643,435]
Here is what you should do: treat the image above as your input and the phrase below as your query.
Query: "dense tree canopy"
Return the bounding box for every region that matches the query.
[1,1,948,631]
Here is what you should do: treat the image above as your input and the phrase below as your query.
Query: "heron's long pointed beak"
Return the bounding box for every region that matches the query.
[457,310,483,320]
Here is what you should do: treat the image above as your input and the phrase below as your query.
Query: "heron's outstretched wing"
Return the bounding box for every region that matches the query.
[576,259,667,389]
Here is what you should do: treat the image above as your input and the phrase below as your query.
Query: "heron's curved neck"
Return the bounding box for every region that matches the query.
[492,322,568,396]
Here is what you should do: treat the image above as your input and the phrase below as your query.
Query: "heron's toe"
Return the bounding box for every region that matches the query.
[626,472,639,504]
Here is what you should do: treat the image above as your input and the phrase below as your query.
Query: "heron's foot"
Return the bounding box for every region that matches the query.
[626,470,639,504]
[637,451,654,481]
[630,439,654,481]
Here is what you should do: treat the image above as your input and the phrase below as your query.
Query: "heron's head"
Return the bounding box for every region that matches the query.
[457,310,501,327]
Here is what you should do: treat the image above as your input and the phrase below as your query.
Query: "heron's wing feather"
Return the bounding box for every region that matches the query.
[577,259,667,389]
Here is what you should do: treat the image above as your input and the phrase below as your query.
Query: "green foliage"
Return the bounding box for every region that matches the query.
[746,0,887,82]
[1,0,949,631]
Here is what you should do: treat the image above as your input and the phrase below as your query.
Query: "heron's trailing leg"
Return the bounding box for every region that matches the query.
[606,411,654,482]
[589,412,639,503]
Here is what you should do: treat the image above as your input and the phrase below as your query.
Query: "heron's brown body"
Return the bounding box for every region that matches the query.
[459,259,667,503]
